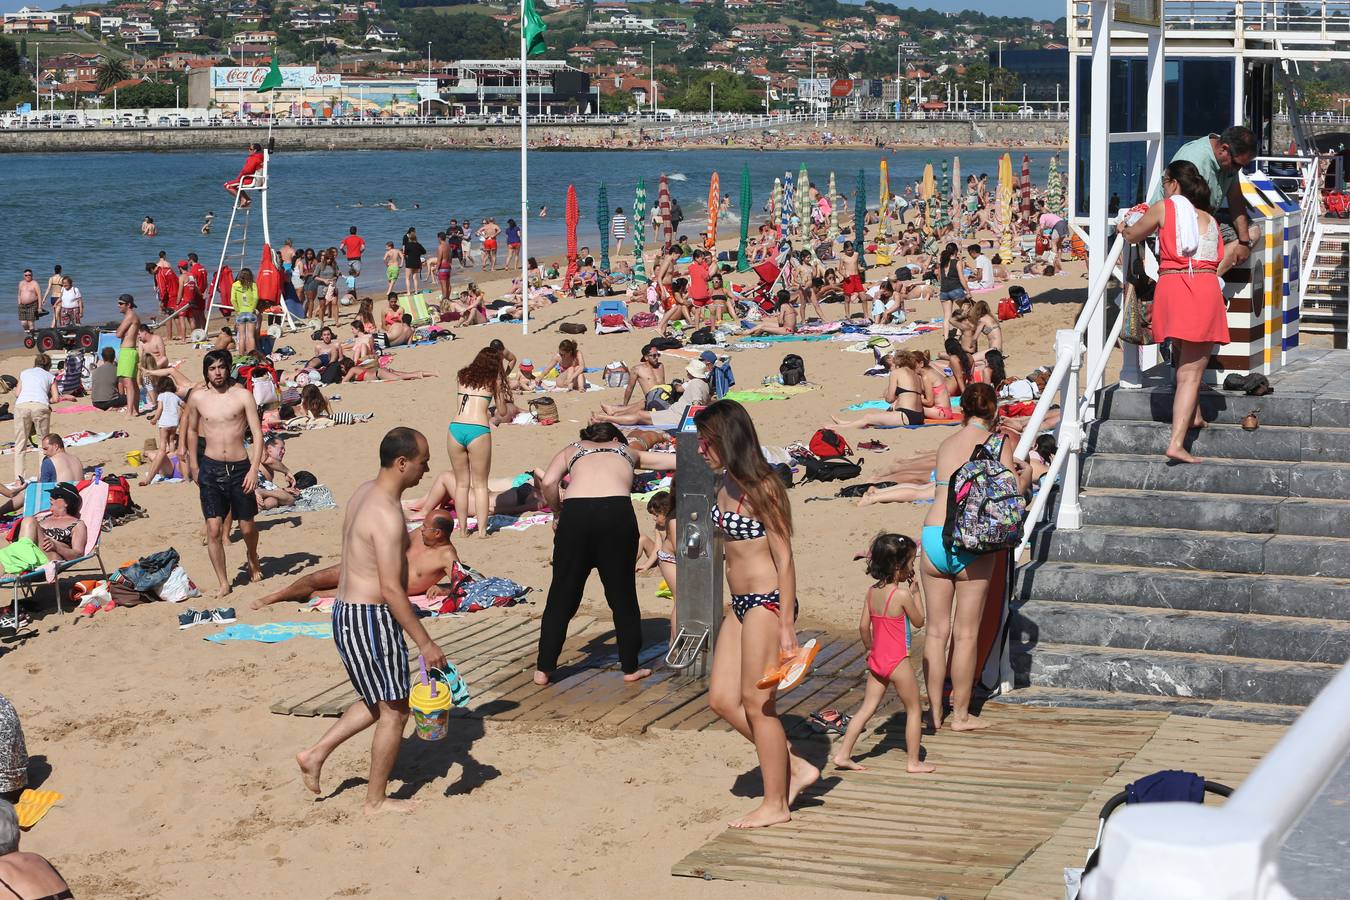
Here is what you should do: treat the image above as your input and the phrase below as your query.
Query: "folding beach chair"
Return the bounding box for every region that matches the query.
[2,480,109,625]
[398,292,434,326]
[594,299,631,334]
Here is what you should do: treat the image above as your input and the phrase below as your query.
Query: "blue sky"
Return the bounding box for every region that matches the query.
[0,0,1067,26]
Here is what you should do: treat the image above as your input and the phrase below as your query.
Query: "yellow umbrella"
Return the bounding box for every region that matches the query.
[879,160,891,240]
[707,172,720,249]
[921,163,935,201]
[998,153,1015,261]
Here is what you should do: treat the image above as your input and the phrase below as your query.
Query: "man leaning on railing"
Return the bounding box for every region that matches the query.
[1150,125,1258,275]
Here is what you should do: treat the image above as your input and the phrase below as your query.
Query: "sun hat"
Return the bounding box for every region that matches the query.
[47,482,82,515]
[686,360,710,380]
[520,358,534,370]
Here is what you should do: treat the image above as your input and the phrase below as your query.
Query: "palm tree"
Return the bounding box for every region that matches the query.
[95,58,129,94]
[826,57,851,81]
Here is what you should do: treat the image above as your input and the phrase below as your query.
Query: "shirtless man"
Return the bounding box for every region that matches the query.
[252,510,460,609]
[837,241,864,319]
[296,427,446,815]
[183,349,264,597]
[434,232,452,302]
[114,294,141,419]
[17,269,41,332]
[479,219,501,271]
[137,327,167,371]
[38,434,83,483]
[600,344,667,415]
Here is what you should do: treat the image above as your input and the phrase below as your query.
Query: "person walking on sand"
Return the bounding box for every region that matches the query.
[114,294,141,418]
[435,232,452,303]
[183,349,264,598]
[611,207,628,254]
[11,354,58,483]
[296,427,447,815]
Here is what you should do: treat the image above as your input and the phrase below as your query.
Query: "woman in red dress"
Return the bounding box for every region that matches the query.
[1119,160,1230,463]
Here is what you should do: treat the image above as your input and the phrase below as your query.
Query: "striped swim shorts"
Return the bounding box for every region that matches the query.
[331,599,410,707]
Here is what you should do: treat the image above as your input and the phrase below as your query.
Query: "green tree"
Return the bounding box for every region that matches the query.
[0,36,18,73]
[95,58,130,93]
[692,1,731,35]
[990,66,1019,99]
[406,10,510,59]
[115,81,175,108]
[826,56,850,80]
[18,37,27,61]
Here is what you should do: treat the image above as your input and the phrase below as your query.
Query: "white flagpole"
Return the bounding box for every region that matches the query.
[519,11,530,336]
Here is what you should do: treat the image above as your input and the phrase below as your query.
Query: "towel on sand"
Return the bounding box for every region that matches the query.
[258,484,337,516]
[204,622,332,643]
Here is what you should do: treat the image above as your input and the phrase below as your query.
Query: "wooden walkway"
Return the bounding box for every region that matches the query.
[272,612,1285,897]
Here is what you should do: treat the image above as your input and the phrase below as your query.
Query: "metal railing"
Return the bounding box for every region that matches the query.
[1073,0,1350,38]
[1081,661,1350,898]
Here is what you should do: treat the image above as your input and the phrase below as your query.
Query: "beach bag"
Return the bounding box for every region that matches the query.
[559,322,586,334]
[689,327,716,345]
[942,434,1026,554]
[155,565,202,604]
[111,547,179,593]
[808,428,851,460]
[529,397,558,425]
[780,353,806,386]
[1120,282,1154,346]
[649,336,682,350]
[997,299,1018,321]
[1010,284,1031,315]
[799,455,862,484]
[76,473,133,515]
[631,311,659,328]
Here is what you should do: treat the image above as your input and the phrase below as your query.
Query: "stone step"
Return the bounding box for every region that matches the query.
[1080,453,1350,500]
[989,687,1303,725]
[1010,600,1350,664]
[1089,419,1350,463]
[1011,642,1338,706]
[1098,385,1350,428]
[1077,488,1350,536]
[1033,524,1350,577]
[1015,561,1350,620]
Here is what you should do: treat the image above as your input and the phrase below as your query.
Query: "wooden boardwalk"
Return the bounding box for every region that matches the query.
[272,612,1285,897]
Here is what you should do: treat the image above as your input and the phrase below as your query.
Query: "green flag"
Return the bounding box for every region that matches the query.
[256,56,283,93]
[523,0,547,56]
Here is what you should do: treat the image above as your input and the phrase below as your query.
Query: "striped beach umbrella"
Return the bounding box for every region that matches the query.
[998,153,1015,261]
[878,159,891,240]
[794,163,811,240]
[827,171,840,242]
[597,183,610,273]
[1047,154,1064,217]
[633,178,647,281]
[854,169,866,253]
[921,162,935,200]
[939,158,950,228]
[770,177,783,240]
[737,164,751,273]
[707,171,720,250]
[781,174,794,239]
[657,174,672,246]
[564,184,580,290]
[1020,153,1033,222]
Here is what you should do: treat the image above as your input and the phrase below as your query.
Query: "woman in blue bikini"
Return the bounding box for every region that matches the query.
[920,383,1028,732]
[697,400,820,829]
[448,346,504,539]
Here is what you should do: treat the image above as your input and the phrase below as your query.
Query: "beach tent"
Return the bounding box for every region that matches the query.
[707,172,720,250]
[597,183,610,273]
[737,165,751,272]
[564,184,580,290]
[633,178,647,282]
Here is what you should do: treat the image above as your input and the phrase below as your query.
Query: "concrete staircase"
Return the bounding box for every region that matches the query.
[1006,351,1350,724]
[1303,222,1350,348]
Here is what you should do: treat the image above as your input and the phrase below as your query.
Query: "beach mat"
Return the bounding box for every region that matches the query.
[258,484,337,516]
[14,789,62,829]
[204,622,332,643]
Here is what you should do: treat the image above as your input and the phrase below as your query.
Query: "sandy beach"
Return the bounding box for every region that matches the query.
[0,227,1091,896]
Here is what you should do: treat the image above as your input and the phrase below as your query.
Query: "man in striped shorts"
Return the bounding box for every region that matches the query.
[297,427,446,814]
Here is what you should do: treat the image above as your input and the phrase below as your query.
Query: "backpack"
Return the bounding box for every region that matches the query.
[559,322,587,334]
[942,433,1026,554]
[631,311,659,328]
[997,298,1019,321]
[808,428,851,460]
[689,326,716,345]
[780,353,806,386]
[1010,284,1031,315]
[77,473,133,513]
[799,455,863,484]
[649,336,682,350]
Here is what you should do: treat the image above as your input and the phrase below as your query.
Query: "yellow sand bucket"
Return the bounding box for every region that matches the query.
[409,679,451,741]
[125,450,143,466]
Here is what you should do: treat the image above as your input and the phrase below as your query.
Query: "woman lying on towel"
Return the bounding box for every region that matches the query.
[404,467,547,521]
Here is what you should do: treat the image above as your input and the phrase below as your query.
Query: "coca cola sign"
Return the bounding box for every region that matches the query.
[210,67,342,90]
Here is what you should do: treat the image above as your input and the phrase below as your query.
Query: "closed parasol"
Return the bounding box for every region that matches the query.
[827,171,840,242]
[879,159,891,240]
[1046,154,1064,217]
[707,172,720,250]
[795,164,811,240]
[998,153,1015,261]
[597,183,610,273]
[939,158,950,228]
[1020,153,1033,222]
[952,156,962,233]
[737,165,751,272]
[658,174,672,245]
[633,177,647,281]
[564,183,580,290]
[770,177,783,240]
[854,169,866,252]
[921,162,935,200]
[781,173,794,239]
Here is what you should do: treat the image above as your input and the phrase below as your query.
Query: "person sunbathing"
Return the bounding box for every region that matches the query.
[745,293,798,335]
[830,351,928,428]
[404,468,546,520]
[250,511,461,609]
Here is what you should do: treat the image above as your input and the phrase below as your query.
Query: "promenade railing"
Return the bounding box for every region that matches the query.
[1072,0,1350,40]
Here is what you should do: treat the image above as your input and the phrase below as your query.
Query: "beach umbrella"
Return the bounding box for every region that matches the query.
[879,159,891,240]
[827,171,840,242]
[998,154,1015,262]
[633,178,647,282]
[1047,154,1064,217]
[854,169,866,252]
[657,174,672,245]
[781,174,794,240]
[597,183,611,273]
[921,162,935,200]
[564,184,580,291]
[1020,153,1033,222]
[939,159,950,229]
[707,171,720,250]
[770,177,783,240]
[795,163,811,240]
[737,165,751,273]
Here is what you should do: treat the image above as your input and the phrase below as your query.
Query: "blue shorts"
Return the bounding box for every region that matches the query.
[939,289,968,303]
[922,525,977,576]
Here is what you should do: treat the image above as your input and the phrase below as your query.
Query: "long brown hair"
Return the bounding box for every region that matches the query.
[695,400,791,539]
[458,347,503,392]
[300,384,331,418]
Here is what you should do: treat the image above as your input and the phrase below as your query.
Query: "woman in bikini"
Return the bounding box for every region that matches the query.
[829,351,927,429]
[548,339,587,392]
[448,347,503,539]
[534,423,676,686]
[920,383,1029,731]
[14,483,86,562]
[697,400,819,829]
[0,801,74,900]
[918,350,957,421]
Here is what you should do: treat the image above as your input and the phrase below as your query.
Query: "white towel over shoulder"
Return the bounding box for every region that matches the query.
[1169,195,1201,258]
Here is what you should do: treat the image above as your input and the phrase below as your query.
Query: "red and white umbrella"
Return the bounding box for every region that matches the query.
[1020,154,1033,223]
[564,184,580,290]
[658,174,673,246]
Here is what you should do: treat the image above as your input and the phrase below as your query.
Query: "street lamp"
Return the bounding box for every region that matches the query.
[995,39,1006,71]
[426,41,432,121]
[649,41,655,117]
[710,81,715,115]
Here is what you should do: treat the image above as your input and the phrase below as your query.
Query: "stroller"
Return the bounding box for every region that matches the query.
[1067,769,1232,899]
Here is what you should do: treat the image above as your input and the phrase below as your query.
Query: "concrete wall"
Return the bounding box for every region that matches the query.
[0,118,1070,153]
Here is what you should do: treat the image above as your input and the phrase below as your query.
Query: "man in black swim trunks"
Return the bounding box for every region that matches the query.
[183,348,264,598]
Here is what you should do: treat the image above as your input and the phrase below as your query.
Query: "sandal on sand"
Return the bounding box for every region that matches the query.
[858,440,889,451]
[756,638,820,691]
[809,708,852,735]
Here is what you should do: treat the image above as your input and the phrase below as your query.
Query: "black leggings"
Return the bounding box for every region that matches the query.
[536,496,642,674]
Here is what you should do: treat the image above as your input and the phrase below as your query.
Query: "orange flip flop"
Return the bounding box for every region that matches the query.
[14,789,62,829]
[756,639,820,691]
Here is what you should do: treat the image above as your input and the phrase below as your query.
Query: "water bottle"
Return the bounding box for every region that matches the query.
[93,466,103,484]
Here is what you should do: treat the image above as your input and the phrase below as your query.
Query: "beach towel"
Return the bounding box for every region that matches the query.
[307,594,427,614]
[204,622,332,643]
[743,334,832,343]
[398,292,434,325]
[258,484,337,516]
[1169,196,1201,258]
[722,389,795,403]
[53,405,98,414]
[14,788,62,829]
[0,539,52,579]
[845,400,894,411]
